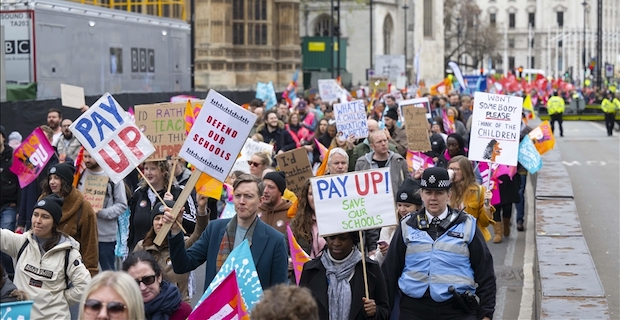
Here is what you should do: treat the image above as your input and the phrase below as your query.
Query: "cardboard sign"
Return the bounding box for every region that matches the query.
[231,138,274,174]
[402,106,432,152]
[310,168,397,236]
[318,79,345,103]
[135,102,194,160]
[180,90,257,182]
[369,76,389,93]
[469,92,523,166]
[399,97,432,120]
[70,93,155,183]
[60,84,85,109]
[275,148,313,195]
[333,100,368,140]
[82,175,109,212]
[9,127,55,188]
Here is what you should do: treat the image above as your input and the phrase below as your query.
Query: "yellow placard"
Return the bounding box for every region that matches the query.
[308,42,325,52]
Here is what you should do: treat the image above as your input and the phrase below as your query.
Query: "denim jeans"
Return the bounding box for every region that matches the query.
[516,174,527,223]
[1,205,17,278]
[99,242,116,271]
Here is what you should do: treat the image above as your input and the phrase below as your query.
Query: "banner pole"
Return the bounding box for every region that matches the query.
[137,167,187,235]
[358,230,370,298]
[167,156,178,194]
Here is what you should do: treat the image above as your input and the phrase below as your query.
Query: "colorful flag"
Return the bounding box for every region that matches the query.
[72,147,86,187]
[314,138,328,158]
[189,271,249,320]
[442,110,455,135]
[518,136,543,174]
[256,82,278,110]
[287,225,311,285]
[10,127,55,188]
[194,240,263,312]
[478,162,517,206]
[315,145,333,176]
[528,121,555,155]
[407,151,435,173]
[523,94,536,120]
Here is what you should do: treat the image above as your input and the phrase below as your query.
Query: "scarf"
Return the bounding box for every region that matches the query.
[144,281,182,320]
[320,248,362,320]
[216,215,258,271]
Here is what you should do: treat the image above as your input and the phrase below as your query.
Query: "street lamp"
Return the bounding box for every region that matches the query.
[581,1,587,84]
[403,4,409,77]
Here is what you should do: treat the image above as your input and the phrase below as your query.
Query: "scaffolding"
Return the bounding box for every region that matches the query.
[69,0,186,20]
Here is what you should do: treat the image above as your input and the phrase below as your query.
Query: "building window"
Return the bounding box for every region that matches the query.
[530,56,535,68]
[233,0,244,19]
[558,40,563,47]
[423,0,433,38]
[528,12,535,27]
[383,15,393,54]
[490,13,496,26]
[509,13,515,29]
[508,38,515,48]
[557,11,563,27]
[231,0,268,45]
[508,56,515,70]
[314,15,332,36]
[233,23,245,45]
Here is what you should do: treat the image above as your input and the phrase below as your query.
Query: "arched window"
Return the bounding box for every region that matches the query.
[383,14,393,54]
[314,14,333,36]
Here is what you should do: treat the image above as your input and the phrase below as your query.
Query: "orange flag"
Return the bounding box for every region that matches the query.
[315,145,333,177]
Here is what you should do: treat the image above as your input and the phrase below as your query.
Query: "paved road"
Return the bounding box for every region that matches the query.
[556,121,620,319]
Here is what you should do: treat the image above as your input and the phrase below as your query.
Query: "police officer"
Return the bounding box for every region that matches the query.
[547,90,565,137]
[382,167,496,320]
[613,93,620,131]
[601,91,616,136]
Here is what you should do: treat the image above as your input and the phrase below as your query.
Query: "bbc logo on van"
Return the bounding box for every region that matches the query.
[4,40,30,54]
[131,48,155,73]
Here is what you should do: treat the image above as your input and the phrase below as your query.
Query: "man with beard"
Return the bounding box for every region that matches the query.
[385,95,398,110]
[257,110,296,156]
[55,119,82,160]
[258,171,291,235]
[47,108,63,146]
[77,149,128,271]
[296,100,317,133]
[383,108,408,157]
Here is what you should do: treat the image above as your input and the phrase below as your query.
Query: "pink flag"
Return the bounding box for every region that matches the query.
[442,110,455,135]
[287,225,311,284]
[10,128,55,188]
[314,138,328,158]
[189,271,249,320]
[478,162,517,206]
[407,151,435,173]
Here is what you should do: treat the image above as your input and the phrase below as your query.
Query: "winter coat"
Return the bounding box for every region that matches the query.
[257,199,292,235]
[349,140,398,172]
[134,214,208,302]
[388,125,408,157]
[17,155,60,230]
[1,144,20,208]
[54,136,82,160]
[0,230,91,319]
[256,121,296,155]
[39,188,99,277]
[354,151,409,194]
[452,184,496,242]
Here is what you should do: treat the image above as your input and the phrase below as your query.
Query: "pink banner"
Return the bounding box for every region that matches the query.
[10,128,55,188]
[407,151,435,173]
[478,162,517,206]
[189,271,249,320]
[287,225,311,285]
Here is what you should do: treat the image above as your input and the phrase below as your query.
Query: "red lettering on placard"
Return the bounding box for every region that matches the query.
[355,172,384,195]
[118,126,144,159]
[99,140,129,173]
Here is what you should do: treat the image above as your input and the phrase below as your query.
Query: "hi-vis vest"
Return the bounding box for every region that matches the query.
[546,96,565,115]
[398,213,477,302]
[601,98,616,113]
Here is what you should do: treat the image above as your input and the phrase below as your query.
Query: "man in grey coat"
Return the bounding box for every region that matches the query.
[355,130,410,193]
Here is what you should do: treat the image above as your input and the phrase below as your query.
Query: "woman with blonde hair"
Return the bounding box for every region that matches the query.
[79,271,145,320]
[290,180,325,258]
[248,151,272,178]
[447,155,495,241]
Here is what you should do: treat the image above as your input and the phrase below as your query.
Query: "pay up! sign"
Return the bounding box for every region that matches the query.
[180,90,257,182]
[310,168,397,236]
[70,93,155,183]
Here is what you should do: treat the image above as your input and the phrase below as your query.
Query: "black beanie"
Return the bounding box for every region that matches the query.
[49,163,75,186]
[263,171,286,194]
[151,200,176,221]
[34,194,64,225]
[395,178,422,205]
[385,108,399,121]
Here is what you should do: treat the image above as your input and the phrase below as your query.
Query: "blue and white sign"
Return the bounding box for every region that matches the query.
[518,136,543,174]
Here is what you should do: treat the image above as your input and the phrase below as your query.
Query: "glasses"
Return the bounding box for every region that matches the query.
[84,299,126,316]
[135,275,157,286]
[448,167,461,172]
[247,161,263,167]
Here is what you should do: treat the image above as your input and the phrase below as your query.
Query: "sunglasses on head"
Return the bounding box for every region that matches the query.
[84,299,126,315]
[135,274,157,286]
[247,161,263,167]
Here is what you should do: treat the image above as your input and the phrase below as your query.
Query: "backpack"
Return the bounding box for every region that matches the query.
[16,240,71,289]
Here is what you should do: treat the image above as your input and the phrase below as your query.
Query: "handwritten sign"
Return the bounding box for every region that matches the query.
[468,92,523,166]
[275,148,313,195]
[402,106,431,152]
[310,168,397,236]
[399,97,432,120]
[70,93,155,183]
[82,175,109,212]
[135,102,196,160]
[231,138,274,174]
[180,90,257,182]
[60,84,85,109]
[10,127,55,188]
[333,100,368,140]
[318,79,346,103]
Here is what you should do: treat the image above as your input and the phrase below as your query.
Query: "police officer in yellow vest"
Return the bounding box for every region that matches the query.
[382,167,496,320]
[601,91,616,136]
[546,90,565,137]
[613,93,620,132]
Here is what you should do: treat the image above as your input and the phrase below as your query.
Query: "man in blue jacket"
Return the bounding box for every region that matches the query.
[164,174,288,290]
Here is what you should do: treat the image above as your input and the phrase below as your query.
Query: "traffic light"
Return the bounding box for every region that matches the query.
[517,66,524,78]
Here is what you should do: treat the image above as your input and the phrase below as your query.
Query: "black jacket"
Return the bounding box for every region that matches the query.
[0,144,20,208]
[381,208,496,320]
[258,126,296,155]
[300,256,391,320]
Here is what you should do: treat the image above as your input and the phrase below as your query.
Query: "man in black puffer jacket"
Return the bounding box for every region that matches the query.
[0,126,21,279]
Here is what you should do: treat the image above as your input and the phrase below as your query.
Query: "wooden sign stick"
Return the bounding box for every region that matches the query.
[137,168,186,234]
[167,156,178,194]
[358,230,370,298]
[154,169,202,246]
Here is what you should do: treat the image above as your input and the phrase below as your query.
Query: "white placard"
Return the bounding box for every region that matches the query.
[231,138,274,174]
[468,92,523,166]
[399,97,432,121]
[180,90,257,182]
[318,79,343,103]
[70,93,155,183]
[333,100,368,140]
[310,168,397,236]
[60,84,86,109]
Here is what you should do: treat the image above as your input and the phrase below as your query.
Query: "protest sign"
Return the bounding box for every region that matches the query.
[310,168,397,236]
[402,106,431,152]
[468,92,523,166]
[60,84,85,109]
[528,120,555,155]
[318,79,344,103]
[82,175,109,212]
[180,90,257,182]
[406,150,435,173]
[275,148,313,195]
[0,300,33,320]
[333,100,368,140]
[10,127,55,188]
[135,102,192,160]
[189,271,249,320]
[231,138,274,173]
[70,93,155,184]
[399,97,432,120]
[518,136,543,174]
[369,76,389,93]
[256,81,277,110]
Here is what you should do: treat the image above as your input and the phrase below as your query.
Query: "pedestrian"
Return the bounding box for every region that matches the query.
[78,271,145,320]
[382,167,496,320]
[55,119,82,160]
[0,125,20,279]
[290,180,326,258]
[601,91,616,136]
[252,284,319,320]
[546,91,565,137]
[258,171,291,235]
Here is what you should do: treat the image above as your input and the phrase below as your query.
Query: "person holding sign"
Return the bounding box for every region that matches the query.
[299,231,390,320]
[383,109,408,157]
[258,171,292,235]
[381,167,496,320]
